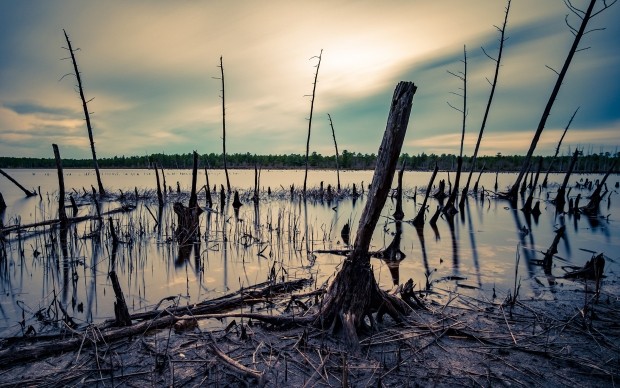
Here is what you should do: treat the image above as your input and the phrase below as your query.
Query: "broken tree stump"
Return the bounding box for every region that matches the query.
[173,152,204,245]
[109,270,132,327]
[411,163,438,228]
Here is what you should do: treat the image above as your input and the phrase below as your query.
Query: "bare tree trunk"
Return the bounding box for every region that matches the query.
[63,30,105,196]
[464,0,511,194]
[328,113,341,191]
[315,81,417,351]
[218,56,232,193]
[303,50,323,195]
[444,46,467,215]
[505,0,612,200]
[542,107,579,188]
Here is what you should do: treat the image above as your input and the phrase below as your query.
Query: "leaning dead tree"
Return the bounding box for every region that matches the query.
[503,0,616,201]
[542,107,579,188]
[444,46,467,215]
[462,0,511,201]
[303,49,323,195]
[327,113,341,191]
[215,56,232,193]
[0,168,36,197]
[62,29,105,196]
[314,81,417,350]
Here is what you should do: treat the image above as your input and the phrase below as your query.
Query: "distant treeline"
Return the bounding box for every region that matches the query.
[1,150,618,173]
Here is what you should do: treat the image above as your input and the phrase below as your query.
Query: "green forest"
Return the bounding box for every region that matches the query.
[0,150,618,173]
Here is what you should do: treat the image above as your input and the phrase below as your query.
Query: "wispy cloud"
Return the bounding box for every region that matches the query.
[0,0,618,159]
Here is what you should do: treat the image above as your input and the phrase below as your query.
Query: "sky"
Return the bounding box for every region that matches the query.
[0,0,619,160]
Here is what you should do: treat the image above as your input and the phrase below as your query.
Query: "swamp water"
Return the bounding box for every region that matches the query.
[1,168,618,337]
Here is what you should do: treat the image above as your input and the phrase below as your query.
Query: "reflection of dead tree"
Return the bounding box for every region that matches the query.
[314,82,417,350]
[462,0,511,205]
[444,46,467,215]
[303,50,323,195]
[542,107,579,188]
[328,113,341,191]
[503,0,617,201]
[0,169,37,197]
[62,30,105,196]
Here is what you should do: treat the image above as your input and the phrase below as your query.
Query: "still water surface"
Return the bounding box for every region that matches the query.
[1,168,618,337]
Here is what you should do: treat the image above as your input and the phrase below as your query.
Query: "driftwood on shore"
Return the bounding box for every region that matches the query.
[0,277,313,366]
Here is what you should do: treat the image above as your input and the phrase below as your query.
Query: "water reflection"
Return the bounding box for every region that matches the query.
[0,170,618,337]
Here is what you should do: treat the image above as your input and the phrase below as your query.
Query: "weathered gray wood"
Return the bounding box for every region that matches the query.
[316,81,417,350]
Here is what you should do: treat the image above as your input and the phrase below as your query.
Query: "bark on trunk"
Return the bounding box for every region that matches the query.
[315,81,417,350]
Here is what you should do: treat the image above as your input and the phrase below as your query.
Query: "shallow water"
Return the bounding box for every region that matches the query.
[1,168,618,337]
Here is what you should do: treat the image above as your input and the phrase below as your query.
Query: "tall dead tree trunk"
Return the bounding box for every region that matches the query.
[542,107,579,188]
[328,113,341,191]
[315,81,417,351]
[444,46,467,215]
[463,0,511,197]
[303,50,323,195]
[217,56,232,193]
[504,0,614,201]
[63,29,105,196]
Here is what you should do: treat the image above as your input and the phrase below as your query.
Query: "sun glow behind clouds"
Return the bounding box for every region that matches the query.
[0,1,618,158]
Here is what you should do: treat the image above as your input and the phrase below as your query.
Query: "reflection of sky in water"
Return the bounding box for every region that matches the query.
[1,169,618,336]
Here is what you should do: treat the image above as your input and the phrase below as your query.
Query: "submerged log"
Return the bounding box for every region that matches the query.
[0,168,36,197]
[563,253,605,280]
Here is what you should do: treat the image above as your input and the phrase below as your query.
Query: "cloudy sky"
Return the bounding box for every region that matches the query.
[0,0,618,160]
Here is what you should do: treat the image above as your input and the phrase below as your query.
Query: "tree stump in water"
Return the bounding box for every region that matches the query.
[173,151,203,245]
[315,81,417,351]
